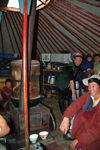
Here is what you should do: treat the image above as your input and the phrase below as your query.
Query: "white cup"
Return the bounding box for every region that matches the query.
[29,134,38,143]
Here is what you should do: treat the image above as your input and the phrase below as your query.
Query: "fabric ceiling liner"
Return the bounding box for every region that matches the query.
[0,0,100,55]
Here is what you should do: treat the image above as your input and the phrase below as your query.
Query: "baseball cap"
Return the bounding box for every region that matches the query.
[73,53,83,58]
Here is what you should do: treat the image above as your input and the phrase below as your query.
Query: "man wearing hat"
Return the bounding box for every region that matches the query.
[55,53,83,115]
[60,74,100,150]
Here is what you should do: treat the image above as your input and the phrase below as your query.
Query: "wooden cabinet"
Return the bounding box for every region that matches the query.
[43,69,61,96]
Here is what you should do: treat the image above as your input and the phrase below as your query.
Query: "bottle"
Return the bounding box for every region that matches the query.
[51,63,53,69]
[47,74,51,84]
[75,81,79,98]
[75,81,79,90]
[47,63,51,69]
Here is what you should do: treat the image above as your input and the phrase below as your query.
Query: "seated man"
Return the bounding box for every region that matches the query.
[0,79,11,111]
[60,74,100,150]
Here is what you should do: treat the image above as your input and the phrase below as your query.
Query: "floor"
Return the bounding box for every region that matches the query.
[0,96,72,150]
[43,96,72,150]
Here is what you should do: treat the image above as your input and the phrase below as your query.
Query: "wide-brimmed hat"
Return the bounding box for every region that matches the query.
[82,74,100,86]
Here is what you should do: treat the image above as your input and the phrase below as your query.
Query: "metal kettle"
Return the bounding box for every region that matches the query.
[32,142,47,150]
[49,75,55,84]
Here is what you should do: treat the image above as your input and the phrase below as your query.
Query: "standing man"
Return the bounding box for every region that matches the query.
[55,53,83,115]
[60,74,100,150]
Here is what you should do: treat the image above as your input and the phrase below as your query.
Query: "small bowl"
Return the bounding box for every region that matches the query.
[29,134,38,143]
[52,67,56,70]
[51,89,56,94]
[39,131,48,140]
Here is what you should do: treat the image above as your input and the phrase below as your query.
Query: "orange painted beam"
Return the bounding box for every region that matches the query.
[22,0,29,149]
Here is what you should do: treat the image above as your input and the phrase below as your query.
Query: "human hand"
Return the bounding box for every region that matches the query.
[68,83,71,90]
[3,102,7,108]
[72,93,76,100]
[70,139,78,150]
[60,117,70,134]
[90,69,94,74]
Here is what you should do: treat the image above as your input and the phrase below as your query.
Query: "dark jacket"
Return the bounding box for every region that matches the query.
[55,62,80,91]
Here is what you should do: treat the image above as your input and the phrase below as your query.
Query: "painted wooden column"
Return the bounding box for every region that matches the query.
[22,0,29,149]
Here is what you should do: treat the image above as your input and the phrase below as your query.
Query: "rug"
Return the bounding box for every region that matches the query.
[46,142,63,150]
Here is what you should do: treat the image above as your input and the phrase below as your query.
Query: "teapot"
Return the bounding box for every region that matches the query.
[32,142,47,150]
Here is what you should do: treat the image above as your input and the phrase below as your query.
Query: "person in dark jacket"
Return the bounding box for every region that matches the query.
[55,53,83,115]
[60,74,100,150]
[82,54,94,78]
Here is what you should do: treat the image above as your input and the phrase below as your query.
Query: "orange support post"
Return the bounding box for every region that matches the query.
[22,0,29,149]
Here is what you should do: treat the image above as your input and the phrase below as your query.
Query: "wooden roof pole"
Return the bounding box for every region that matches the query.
[22,0,29,149]
[28,0,37,79]
[0,6,20,12]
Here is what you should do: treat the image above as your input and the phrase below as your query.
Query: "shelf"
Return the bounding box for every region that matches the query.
[44,83,56,86]
[43,68,61,96]
[43,69,61,72]
[44,93,58,97]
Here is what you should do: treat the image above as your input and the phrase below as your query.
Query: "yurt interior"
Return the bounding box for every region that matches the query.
[0,0,100,150]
